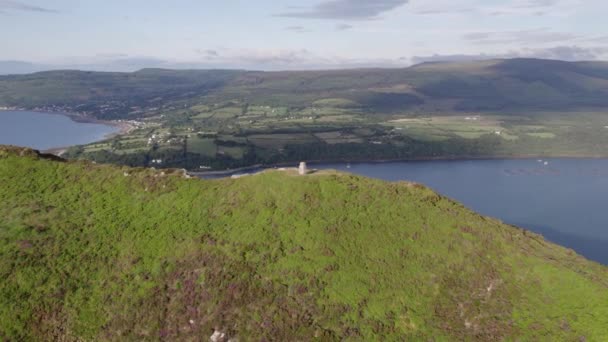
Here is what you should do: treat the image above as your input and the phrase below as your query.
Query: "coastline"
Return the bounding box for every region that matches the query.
[5,109,608,173]
[192,154,608,177]
[1,109,136,155]
[1,108,135,134]
[189,164,265,177]
[34,110,136,137]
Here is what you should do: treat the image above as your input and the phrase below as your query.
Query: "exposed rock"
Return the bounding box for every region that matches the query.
[210,330,227,342]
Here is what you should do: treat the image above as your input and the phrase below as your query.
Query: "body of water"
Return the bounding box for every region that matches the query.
[312,159,608,264]
[0,110,118,150]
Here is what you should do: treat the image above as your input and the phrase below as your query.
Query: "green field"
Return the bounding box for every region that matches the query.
[65,105,608,170]
[187,137,216,156]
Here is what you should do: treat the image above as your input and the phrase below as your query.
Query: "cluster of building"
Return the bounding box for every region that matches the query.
[115,119,145,129]
[147,132,186,147]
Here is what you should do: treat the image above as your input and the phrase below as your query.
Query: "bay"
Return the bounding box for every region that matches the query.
[0,110,118,150]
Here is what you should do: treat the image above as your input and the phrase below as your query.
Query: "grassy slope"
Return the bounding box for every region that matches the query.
[1,146,607,341]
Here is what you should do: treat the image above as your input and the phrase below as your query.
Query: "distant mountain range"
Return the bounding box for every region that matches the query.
[0,59,173,75]
[1,58,608,117]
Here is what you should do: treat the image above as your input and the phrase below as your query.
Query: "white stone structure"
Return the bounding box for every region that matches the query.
[298,162,307,175]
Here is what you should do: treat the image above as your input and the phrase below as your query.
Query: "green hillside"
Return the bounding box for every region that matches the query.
[3,58,608,118]
[0,69,241,119]
[1,145,607,341]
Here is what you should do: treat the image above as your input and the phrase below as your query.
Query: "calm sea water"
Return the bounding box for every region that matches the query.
[0,110,118,150]
[313,159,608,265]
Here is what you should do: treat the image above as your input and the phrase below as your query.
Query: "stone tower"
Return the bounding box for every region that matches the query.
[298,162,307,175]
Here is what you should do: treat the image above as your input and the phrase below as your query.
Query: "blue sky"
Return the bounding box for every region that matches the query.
[1,0,607,70]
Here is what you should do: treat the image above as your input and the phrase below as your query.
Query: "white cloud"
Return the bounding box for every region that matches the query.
[463,28,580,45]
[278,0,409,20]
[0,0,56,13]
[408,0,583,16]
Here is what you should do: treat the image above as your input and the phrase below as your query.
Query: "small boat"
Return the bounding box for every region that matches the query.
[346,163,351,169]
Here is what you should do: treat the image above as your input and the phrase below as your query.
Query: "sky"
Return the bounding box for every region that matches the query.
[1,0,607,71]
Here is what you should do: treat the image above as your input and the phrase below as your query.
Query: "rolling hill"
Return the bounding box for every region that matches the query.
[0,69,242,118]
[2,58,608,118]
[1,145,607,340]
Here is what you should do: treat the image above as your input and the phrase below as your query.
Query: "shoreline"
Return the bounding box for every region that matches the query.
[4,109,608,172]
[191,153,608,177]
[1,108,135,133]
[1,109,137,155]
[189,164,265,177]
